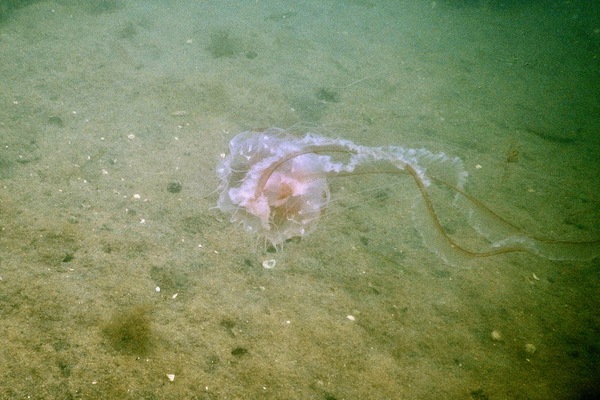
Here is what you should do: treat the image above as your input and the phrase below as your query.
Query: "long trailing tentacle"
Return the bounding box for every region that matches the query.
[407,166,599,263]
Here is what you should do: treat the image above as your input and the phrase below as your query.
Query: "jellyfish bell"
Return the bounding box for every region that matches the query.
[216,128,332,248]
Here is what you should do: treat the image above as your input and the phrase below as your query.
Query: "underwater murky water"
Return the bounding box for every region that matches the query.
[0,1,599,399]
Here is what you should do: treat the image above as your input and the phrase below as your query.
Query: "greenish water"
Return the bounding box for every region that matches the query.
[0,1,598,399]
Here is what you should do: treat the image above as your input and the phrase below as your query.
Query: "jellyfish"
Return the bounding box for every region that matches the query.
[215,128,599,264]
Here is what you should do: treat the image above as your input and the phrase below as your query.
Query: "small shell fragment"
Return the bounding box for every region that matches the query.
[491,330,502,341]
[166,374,175,381]
[262,259,276,269]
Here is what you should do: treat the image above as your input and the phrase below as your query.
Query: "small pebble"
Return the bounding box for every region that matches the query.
[525,343,536,354]
[167,181,182,193]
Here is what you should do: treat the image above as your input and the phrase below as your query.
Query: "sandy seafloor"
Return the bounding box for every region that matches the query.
[1,0,599,399]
